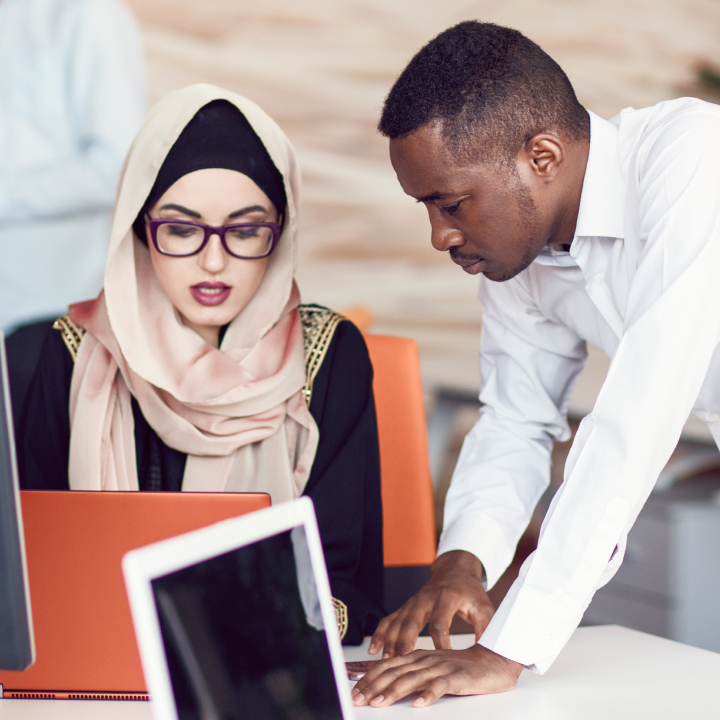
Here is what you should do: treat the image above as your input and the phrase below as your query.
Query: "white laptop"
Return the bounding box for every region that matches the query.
[123,496,355,720]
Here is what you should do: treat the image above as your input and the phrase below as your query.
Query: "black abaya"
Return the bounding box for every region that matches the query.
[19,317,385,645]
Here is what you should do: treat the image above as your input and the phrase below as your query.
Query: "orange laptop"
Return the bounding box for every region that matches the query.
[0,490,270,700]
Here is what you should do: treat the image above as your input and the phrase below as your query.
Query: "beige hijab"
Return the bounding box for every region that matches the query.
[67,84,318,502]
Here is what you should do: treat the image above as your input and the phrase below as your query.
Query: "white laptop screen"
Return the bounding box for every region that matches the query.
[151,525,344,720]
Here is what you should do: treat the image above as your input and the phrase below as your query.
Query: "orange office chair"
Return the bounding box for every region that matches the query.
[364,334,437,568]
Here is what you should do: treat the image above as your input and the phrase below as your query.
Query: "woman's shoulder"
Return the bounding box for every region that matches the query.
[299,303,345,352]
[299,304,370,406]
[52,313,86,361]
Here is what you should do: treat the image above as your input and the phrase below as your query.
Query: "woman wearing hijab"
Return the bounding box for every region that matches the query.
[19,84,385,645]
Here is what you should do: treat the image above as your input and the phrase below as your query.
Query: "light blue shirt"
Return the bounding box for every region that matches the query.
[0,0,146,332]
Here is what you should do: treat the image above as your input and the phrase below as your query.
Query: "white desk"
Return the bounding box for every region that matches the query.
[1,626,719,719]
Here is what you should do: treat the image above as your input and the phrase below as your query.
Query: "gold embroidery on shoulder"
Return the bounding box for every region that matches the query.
[299,304,344,405]
[332,597,349,641]
[52,314,86,362]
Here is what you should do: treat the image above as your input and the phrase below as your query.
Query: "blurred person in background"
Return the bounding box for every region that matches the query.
[0,0,146,417]
[352,20,720,707]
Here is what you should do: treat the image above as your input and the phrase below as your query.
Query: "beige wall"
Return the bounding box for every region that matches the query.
[125,0,720,396]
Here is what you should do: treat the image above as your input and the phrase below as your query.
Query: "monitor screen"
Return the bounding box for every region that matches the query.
[0,333,34,671]
[151,525,344,720]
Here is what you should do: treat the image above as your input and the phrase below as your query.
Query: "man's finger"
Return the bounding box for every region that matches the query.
[460,593,495,642]
[353,654,439,707]
[412,675,452,707]
[367,613,395,655]
[427,592,461,650]
[372,594,435,658]
[373,610,406,658]
[352,652,426,705]
[366,658,458,708]
[393,613,427,656]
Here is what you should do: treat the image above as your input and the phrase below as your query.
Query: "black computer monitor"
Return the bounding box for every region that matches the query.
[0,332,34,671]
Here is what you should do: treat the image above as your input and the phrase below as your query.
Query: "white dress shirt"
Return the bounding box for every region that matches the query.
[437,98,720,673]
[0,0,145,333]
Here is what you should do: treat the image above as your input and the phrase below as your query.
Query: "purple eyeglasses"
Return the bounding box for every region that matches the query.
[145,216,282,259]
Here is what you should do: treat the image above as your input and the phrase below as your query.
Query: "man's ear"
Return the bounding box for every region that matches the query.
[522,133,564,182]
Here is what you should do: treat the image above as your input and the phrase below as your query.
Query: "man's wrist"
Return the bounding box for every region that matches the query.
[433,549,486,582]
[468,643,525,679]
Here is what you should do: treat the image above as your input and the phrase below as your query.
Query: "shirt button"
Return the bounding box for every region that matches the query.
[592,273,604,286]
[709,413,719,423]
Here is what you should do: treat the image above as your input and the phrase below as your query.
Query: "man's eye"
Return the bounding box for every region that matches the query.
[442,201,461,215]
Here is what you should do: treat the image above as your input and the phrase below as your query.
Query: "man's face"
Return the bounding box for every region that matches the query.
[389,124,553,282]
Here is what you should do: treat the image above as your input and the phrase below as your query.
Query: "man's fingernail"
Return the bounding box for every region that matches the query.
[370,695,384,706]
[383,652,389,659]
[353,693,364,704]
[414,697,426,707]
[351,688,359,696]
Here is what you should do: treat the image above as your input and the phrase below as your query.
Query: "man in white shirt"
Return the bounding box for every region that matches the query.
[0,0,146,335]
[352,21,720,708]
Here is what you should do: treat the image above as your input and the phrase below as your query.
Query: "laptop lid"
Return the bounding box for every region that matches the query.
[123,496,354,720]
[0,490,270,698]
[0,332,34,672]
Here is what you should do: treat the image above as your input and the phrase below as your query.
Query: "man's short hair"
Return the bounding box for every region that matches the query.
[379,21,590,166]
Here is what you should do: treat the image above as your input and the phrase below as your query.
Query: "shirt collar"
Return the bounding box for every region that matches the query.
[534,244,578,267]
[571,110,627,242]
[532,110,627,269]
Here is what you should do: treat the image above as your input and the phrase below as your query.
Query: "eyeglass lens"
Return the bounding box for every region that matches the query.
[156,222,273,257]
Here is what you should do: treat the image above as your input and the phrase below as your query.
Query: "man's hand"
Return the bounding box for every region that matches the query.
[352,644,523,708]
[368,550,494,658]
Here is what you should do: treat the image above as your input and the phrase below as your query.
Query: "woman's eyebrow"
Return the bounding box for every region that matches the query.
[157,203,201,218]
[228,205,267,218]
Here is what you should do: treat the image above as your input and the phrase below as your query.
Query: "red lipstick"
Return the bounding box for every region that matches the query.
[191,281,231,306]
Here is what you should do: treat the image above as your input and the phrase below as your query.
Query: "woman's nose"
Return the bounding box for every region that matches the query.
[198,233,228,273]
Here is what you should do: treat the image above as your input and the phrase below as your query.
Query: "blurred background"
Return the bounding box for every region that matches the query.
[124,0,720,408]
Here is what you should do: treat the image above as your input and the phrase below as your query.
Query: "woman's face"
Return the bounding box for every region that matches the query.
[146,168,278,347]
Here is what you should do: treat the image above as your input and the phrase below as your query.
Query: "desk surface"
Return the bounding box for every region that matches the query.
[1,626,719,719]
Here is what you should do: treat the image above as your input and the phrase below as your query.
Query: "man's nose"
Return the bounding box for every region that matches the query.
[429,212,464,252]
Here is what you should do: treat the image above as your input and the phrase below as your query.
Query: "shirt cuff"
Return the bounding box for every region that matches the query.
[478,574,586,673]
[478,537,628,673]
[437,511,515,590]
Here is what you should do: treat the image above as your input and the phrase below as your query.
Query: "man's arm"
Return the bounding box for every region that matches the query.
[369,270,588,658]
[0,0,146,222]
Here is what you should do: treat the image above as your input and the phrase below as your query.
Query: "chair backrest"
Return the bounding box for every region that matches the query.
[364,334,436,567]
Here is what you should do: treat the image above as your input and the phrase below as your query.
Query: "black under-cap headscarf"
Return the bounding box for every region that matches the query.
[133,99,287,243]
